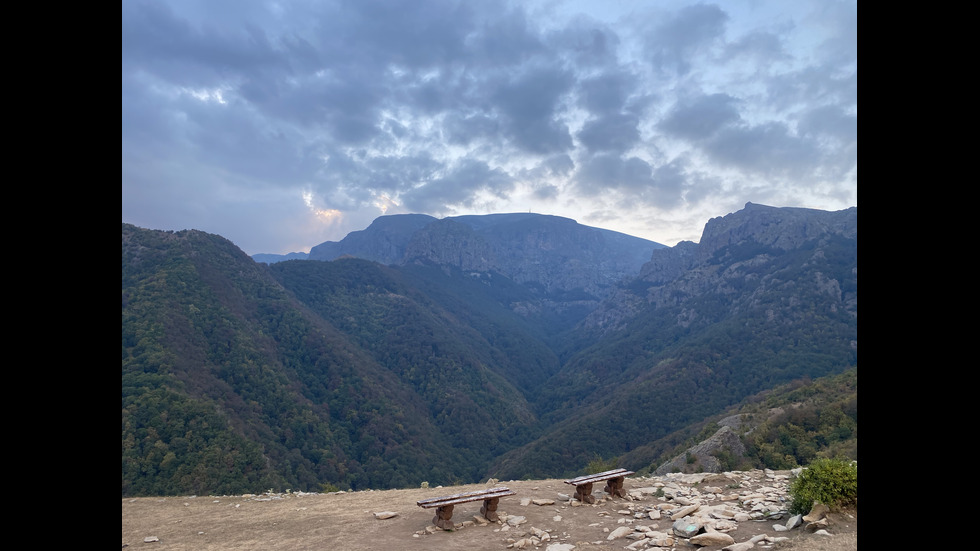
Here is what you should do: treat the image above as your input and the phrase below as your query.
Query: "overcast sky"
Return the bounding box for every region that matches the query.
[122,0,856,255]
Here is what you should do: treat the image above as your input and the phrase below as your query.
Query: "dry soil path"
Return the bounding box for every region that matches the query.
[122,475,856,550]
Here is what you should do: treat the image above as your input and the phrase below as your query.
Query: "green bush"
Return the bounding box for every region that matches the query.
[788,458,857,514]
[586,454,619,474]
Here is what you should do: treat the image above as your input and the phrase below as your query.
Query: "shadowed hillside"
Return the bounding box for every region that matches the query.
[123,204,856,497]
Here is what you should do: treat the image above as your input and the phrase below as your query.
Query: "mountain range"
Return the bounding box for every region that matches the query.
[122,202,857,497]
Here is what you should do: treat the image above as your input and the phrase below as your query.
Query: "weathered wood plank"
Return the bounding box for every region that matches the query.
[564,468,634,486]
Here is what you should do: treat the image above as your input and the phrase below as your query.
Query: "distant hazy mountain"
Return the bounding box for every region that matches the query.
[252,251,309,263]
[306,213,664,320]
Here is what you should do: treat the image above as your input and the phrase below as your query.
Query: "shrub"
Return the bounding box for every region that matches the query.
[788,458,857,514]
[586,454,619,474]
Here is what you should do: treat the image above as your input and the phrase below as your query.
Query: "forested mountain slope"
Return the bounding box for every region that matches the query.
[489,203,857,478]
[122,203,857,497]
[122,225,542,495]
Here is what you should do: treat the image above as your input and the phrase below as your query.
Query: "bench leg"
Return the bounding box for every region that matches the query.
[480,496,501,522]
[604,476,627,498]
[433,504,455,530]
[574,482,595,504]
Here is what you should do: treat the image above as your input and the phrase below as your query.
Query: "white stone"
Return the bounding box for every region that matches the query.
[673,504,700,518]
[786,514,803,530]
[690,532,735,546]
[607,526,633,540]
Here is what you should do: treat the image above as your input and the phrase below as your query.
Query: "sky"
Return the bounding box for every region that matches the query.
[122,0,857,256]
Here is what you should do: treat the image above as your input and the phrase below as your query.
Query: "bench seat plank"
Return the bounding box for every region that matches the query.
[564,468,634,486]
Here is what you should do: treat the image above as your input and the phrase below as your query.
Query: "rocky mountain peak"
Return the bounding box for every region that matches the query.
[309,212,664,300]
[308,213,437,264]
[697,202,857,263]
[581,202,857,335]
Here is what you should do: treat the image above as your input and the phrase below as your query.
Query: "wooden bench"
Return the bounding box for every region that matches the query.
[417,486,516,530]
[564,468,635,503]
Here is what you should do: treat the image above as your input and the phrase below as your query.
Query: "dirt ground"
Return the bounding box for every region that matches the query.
[122,474,856,551]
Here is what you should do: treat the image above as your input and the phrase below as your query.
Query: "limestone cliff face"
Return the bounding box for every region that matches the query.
[582,203,857,335]
[652,425,747,476]
[696,202,857,263]
[308,214,438,264]
[309,212,664,301]
[402,218,498,273]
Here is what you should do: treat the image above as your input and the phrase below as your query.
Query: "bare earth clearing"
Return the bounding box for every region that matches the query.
[122,474,856,551]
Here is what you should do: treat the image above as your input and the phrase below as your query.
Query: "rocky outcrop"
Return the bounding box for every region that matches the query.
[697,202,857,263]
[403,218,498,272]
[636,240,699,285]
[309,213,438,264]
[310,212,664,304]
[581,203,857,334]
[653,426,747,476]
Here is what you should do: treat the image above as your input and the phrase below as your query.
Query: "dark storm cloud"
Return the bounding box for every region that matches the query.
[798,105,857,145]
[766,66,857,113]
[577,70,640,115]
[703,122,820,179]
[402,158,515,212]
[659,90,854,183]
[659,93,742,142]
[721,30,791,67]
[660,93,840,181]
[544,19,621,69]
[577,112,642,154]
[334,152,443,196]
[574,154,654,195]
[643,3,730,75]
[573,153,690,208]
[121,1,299,89]
[492,64,577,154]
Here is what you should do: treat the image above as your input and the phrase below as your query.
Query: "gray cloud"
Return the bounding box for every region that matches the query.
[643,3,730,75]
[121,0,857,254]
[403,158,515,212]
[659,93,742,142]
[492,64,576,154]
[574,154,653,195]
[577,112,642,154]
[577,70,640,115]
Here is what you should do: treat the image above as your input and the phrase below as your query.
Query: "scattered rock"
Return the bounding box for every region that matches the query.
[804,502,830,522]
[607,526,632,540]
[373,511,398,520]
[671,518,701,538]
[690,531,735,546]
